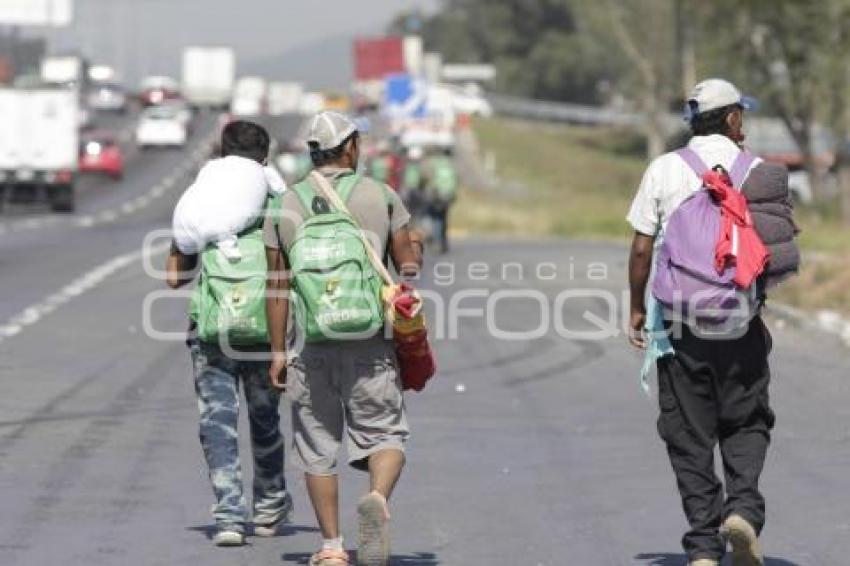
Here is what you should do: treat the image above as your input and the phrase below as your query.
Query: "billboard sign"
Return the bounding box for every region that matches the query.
[0,0,73,27]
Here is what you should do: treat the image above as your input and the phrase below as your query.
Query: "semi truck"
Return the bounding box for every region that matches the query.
[41,54,91,127]
[181,46,236,108]
[267,81,303,115]
[231,76,267,117]
[0,87,79,212]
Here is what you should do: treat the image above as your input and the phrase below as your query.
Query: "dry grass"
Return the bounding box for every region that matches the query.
[458,116,850,316]
[453,118,645,241]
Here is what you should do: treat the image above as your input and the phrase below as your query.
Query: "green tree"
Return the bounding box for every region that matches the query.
[696,0,850,206]
[397,0,618,104]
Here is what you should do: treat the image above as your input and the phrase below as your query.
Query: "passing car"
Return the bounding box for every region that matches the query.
[79,130,124,180]
[139,76,180,107]
[136,105,188,148]
[88,83,128,113]
[159,99,193,131]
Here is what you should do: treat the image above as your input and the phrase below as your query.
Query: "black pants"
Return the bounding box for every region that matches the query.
[657,316,775,561]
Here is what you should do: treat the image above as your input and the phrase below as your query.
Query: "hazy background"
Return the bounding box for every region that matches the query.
[43,0,438,88]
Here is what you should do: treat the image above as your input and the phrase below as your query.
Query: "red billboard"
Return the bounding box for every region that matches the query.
[353,36,405,81]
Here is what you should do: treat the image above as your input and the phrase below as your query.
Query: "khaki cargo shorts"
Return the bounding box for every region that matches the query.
[287,336,410,475]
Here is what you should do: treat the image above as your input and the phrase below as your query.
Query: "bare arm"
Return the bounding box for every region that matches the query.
[265,245,290,389]
[628,231,655,349]
[389,226,423,279]
[166,242,198,289]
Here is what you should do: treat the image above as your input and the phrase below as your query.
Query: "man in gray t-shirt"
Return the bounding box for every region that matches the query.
[262,165,410,256]
[263,111,423,566]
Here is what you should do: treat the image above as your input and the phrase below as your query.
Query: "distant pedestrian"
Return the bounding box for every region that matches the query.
[264,111,423,566]
[167,121,292,547]
[368,142,393,186]
[627,79,779,566]
[400,145,427,222]
[423,148,458,254]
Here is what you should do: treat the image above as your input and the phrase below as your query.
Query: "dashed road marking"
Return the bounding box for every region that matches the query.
[74,215,96,228]
[0,241,171,344]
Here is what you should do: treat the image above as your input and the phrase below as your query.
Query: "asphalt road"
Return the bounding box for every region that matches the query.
[0,114,848,566]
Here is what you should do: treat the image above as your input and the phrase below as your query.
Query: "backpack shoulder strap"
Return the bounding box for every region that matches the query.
[728,151,757,187]
[336,172,362,204]
[676,147,709,177]
[291,180,317,220]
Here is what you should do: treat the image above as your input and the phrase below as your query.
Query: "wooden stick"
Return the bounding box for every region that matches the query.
[309,171,395,286]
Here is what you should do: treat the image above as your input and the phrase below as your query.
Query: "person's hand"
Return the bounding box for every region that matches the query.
[629,309,647,350]
[269,351,288,390]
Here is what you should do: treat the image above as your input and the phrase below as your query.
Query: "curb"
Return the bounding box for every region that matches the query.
[765,302,850,348]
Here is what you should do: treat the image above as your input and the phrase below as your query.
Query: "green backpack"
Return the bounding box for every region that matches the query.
[402,162,422,189]
[431,156,458,201]
[370,156,391,184]
[190,212,273,346]
[283,174,385,343]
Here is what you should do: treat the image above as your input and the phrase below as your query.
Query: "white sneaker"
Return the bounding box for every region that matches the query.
[689,559,719,566]
[213,528,245,547]
[253,492,294,537]
[721,514,764,566]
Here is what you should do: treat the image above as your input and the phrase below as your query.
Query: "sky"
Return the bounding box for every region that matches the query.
[42,0,438,88]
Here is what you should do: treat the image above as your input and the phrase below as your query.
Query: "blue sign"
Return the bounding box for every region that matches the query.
[384,73,427,119]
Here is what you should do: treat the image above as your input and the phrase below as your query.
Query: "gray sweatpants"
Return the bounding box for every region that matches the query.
[287,336,409,475]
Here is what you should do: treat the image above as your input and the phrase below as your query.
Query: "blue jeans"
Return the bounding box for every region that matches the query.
[190,339,288,531]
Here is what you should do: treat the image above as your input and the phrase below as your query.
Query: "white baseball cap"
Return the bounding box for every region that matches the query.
[306,111,358,151]
[686,78,755,120]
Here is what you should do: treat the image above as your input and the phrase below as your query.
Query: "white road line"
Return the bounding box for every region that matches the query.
[98,210,118,223]
[74,215,96,228]
[131,195,149,208]
[0,241,170,344]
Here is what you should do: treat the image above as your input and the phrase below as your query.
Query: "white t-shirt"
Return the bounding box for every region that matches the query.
[626,134,762,236]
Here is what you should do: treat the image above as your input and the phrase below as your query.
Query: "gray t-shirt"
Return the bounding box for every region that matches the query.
[262,166,411,256]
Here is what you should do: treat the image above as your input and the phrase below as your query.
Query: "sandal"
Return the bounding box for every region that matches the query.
[309,548,350,566]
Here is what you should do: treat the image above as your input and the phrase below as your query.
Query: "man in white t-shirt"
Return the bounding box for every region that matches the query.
[627,79,773,566]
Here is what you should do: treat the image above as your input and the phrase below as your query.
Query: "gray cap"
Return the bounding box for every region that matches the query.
[306,111,358,151]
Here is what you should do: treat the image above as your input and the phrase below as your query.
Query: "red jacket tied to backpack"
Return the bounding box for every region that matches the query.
[702,169,769,289]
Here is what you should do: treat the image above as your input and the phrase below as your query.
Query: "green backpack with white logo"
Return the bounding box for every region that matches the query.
[283,173,385,343]
[430,156,458,202]
[190,211,274,346]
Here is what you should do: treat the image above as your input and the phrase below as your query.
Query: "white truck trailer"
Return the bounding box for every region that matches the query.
[181,46,236,108]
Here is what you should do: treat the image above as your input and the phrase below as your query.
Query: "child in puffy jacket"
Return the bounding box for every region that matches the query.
[172,121,286,259]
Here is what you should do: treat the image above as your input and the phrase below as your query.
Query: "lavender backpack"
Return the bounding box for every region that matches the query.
[652,148,757,323]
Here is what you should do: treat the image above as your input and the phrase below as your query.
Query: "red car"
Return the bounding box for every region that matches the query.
[79,131,125,180]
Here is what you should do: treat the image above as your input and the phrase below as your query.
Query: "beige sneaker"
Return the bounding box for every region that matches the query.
[689,559,719,566]
[721,514,765,566]
[357,492,390,566]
